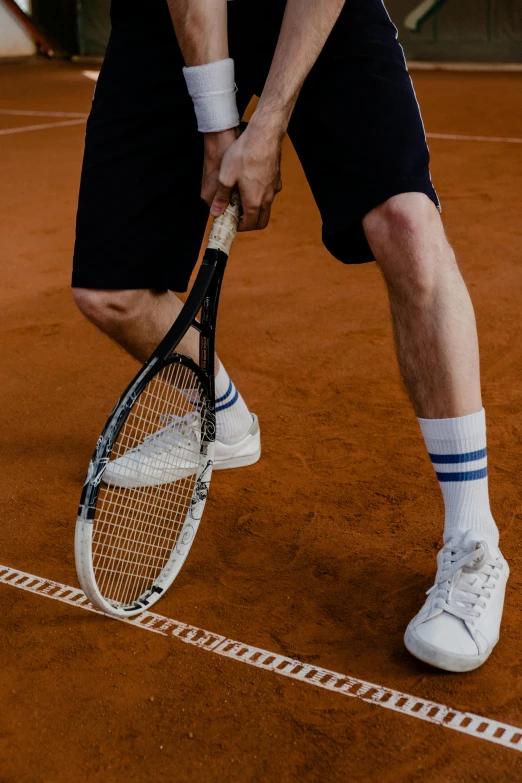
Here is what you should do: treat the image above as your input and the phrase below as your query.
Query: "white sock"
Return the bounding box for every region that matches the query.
[418,408,499,546]
[214,363,252,444]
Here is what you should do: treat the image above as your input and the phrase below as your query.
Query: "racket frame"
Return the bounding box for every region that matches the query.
[75,246,229,617]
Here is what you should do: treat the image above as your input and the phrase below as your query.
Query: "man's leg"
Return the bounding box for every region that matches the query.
[73,287,256,450]
[73,288,197,364]
[363,193,481,420]
[71,1,259,462]
[363,193,508,672]
[278,0,508,670]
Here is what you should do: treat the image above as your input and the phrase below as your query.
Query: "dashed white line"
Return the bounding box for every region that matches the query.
[1,563,521,753]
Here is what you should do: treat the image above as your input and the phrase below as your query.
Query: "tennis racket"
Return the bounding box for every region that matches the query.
[75,193,241,617]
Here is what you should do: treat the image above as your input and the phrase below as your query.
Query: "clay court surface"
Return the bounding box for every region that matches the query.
[1,60,521,781]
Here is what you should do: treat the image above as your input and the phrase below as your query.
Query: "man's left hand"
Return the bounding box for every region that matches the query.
[210,123,283,231]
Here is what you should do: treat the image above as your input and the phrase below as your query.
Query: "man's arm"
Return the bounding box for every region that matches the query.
[252,0,345,139]
[166,0,228,64]
[166,1,240,207]
[212,0,346,231]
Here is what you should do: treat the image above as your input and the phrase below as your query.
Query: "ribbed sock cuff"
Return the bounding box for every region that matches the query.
[418,408,486,450]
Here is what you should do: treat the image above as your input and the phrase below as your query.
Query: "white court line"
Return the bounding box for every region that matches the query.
[427,132,522,144]
[1,563,522,754]
[0,110,88,118]
[0,119,86,136]
[408,61,522,73]
[84,64,522,76]
[1,105,520,145]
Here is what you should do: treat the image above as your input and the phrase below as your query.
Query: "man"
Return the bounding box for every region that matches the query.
[72,0,508,673]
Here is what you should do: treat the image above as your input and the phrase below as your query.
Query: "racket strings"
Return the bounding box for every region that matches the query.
[99,366,203,605]
[95,374,202,606]
[91,362,209,608]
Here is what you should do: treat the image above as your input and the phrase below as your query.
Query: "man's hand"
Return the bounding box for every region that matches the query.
[209,123,283,231]
[201,128,239,207]
[203,0,346,230]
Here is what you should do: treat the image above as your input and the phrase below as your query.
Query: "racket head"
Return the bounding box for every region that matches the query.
[75,354,215,617]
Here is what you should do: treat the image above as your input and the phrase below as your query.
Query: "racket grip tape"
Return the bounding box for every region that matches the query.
[207,191,241,256]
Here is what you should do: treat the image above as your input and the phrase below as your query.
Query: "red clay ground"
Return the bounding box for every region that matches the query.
[0,60,521,782]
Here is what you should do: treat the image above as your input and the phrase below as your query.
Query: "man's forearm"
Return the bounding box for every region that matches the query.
[252,0,346,135]
[166,0,228,65]
[167,1,238,138]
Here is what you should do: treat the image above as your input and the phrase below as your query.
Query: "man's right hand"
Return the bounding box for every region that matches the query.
[201,128,239,208]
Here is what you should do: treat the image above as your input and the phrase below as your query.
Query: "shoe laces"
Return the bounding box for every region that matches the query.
[427,539,503,624]
[135,412,201,457]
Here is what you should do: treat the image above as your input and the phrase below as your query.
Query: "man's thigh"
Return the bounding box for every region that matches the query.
[289,49,440,267]
[229,0,440,266]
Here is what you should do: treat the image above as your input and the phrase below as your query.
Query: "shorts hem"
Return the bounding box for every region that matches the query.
[322,178,440,265]
[71,261,192,294]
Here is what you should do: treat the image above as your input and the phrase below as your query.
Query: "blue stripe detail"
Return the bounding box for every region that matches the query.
[429,448,487,464]
[216,388,239,412]
[436,467,488,482]
[216,380,233,404]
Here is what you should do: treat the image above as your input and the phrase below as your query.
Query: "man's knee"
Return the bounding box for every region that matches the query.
[72,288,146,331]
[364,193,455,295]
[364,193,442,249]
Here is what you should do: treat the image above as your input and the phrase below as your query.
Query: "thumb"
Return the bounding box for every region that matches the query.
[210,180,233,217]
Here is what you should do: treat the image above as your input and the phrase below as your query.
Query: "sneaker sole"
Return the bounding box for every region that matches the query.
[213,447,261,471]
[404,623,494,673]
[104,446,261,486]
[103,414,261,486]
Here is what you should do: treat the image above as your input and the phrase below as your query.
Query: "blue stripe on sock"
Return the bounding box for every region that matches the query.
[216,388,239,412]
[429,448,487,464]
[436,467,488,482]
[216,380,233,404]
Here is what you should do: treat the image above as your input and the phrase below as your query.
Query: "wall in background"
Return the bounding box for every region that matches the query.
[0,1,36,59]
[40,0,522,62]
[385,0,522,62]
[30,0,78,55]
[76,0,110,57]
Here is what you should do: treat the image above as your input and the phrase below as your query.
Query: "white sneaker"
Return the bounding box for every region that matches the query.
[102,412,261,489]
[404,530,509,673]
[102,411,202,489]
[213,413,261,470]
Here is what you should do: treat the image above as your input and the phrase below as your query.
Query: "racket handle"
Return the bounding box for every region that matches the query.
[206,190,241,257]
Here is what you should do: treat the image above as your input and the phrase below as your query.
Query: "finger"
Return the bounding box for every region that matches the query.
[238,205,261,232]
[210,181,234,217]
[201,178,217,206]
[256,204,272,231]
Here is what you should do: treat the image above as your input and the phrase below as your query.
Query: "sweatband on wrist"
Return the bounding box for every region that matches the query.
[183,58,240,133]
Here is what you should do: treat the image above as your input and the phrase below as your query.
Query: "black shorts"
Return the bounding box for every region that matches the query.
[72,0,440,292]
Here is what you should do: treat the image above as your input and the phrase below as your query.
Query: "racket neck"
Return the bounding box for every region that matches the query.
[151,248,228,368]
[199,249,227,379]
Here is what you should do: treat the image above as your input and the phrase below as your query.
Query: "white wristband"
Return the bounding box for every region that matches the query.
[183,58,240,133]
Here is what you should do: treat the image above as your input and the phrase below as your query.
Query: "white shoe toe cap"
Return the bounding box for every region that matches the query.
[413,612,478,656]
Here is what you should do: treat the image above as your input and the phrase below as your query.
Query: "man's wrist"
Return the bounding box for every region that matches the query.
[183,58,240,133]
[204,128,239,142]
[247,107,288,141]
